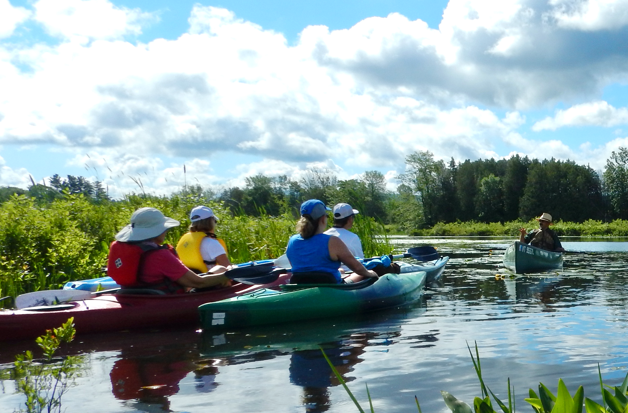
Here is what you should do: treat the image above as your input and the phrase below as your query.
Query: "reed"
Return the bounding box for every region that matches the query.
[324,342,628,413]
[0,194,391,303]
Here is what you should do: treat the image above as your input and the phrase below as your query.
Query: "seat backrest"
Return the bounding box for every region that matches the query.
[290,271,338,284]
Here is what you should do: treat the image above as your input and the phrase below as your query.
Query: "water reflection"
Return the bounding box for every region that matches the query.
[5,239,628,412]
[199,314,422,412]
[110,353,195,411]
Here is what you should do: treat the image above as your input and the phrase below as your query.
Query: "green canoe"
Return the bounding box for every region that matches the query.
[198,264,427,330]
[502,241,563,274]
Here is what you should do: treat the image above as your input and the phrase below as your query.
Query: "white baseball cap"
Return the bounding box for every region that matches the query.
[190,205,219,222]
[333,203,359,219]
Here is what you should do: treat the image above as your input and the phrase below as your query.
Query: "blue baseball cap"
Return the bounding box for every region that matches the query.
[300,199,331,220]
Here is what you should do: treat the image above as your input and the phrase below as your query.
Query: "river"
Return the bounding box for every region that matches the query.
[1,237,628,412]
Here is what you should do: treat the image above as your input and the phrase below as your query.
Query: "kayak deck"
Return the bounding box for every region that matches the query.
[199,269,427,330]
[0,274,290,342]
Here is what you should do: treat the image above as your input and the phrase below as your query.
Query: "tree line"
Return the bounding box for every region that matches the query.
[5,147,628,232]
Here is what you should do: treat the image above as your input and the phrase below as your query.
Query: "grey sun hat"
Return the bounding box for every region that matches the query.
[115,207,180,242]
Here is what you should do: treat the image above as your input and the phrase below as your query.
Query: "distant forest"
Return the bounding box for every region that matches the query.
[5,147,628,232]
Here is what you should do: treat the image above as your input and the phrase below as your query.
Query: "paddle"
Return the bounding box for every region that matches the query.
[16,289,93,309]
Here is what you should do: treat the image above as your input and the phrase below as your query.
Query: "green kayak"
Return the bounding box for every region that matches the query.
[502,241,563,274]
[198,264,427,330]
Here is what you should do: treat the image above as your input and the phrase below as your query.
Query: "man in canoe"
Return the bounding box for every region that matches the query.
[286,199,378,284]
[324,203,364,261]
[519,212,565,252]
[176,205,232,287]
[108,207,232,293]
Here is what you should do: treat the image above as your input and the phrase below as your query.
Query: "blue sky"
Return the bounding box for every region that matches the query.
[2,0,628,198]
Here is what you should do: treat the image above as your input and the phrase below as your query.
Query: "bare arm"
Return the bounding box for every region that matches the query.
[214,253,231,267]
[519,228,527,243]
[328,236,377,278]
[176,270,229,289]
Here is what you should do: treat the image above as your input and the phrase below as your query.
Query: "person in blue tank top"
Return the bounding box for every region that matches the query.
[286,199,378,283]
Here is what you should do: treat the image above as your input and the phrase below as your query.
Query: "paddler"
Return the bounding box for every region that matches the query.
[108,207,231,293]
[519,212,565,252]
[286,199,378,284]
[176,205,232,287]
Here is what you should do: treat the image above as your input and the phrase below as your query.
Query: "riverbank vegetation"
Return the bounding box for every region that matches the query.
[4,147,628,298]
[0,192,390,300]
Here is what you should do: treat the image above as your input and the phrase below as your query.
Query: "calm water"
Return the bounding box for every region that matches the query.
[2,237,628,412]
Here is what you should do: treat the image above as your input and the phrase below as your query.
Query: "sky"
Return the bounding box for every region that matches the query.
[2,0,628,199]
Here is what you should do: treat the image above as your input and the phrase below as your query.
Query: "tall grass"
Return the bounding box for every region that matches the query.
[0,194,391,302]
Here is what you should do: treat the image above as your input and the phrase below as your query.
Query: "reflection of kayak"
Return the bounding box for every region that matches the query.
[200,311,418,358]
[198,264,426,330]
[503,241,563,274]
[0,275,289,342]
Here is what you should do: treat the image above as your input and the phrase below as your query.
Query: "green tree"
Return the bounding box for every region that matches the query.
[242,174,284,216]
[502,155,530,221]
[360,170,388,221]
[603,147,628,219]
[387,183,423,233]
[520,159,603,222]
[475,174,504,222]
[455,160,478,221]
[398,150,446,227]
[0,187,28,203]
[300,169,337,204]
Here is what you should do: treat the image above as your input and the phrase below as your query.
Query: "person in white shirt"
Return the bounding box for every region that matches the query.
[324,203,364,268]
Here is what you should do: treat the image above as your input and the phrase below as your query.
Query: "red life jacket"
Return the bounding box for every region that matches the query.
[107,241,178,289]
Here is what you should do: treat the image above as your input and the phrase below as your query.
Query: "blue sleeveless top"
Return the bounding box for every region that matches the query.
[286,233,341,282]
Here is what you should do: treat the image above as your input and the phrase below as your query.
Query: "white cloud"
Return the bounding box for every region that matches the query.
[33,0,154,41]
[546,0,628,31]
[0,155,31,188]
[0,0,30,39]
[533,101,628,131]
[3,1,628,195]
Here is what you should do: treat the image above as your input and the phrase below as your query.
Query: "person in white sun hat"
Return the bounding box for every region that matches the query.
[519,212,565,252]
[108,207,231,294]
[324,203,364,271]
[176,206,232,278]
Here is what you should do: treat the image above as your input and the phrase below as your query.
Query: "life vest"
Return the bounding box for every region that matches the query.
[176,232,228,273]
[529,229,556,251]
[107,241,179,289]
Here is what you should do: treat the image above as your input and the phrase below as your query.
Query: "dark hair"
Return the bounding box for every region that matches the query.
[189,217,216,233]
[296,215,324,239]
[333,216,352,227]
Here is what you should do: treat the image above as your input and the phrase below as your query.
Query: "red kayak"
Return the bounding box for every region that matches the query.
[0,275,289,342]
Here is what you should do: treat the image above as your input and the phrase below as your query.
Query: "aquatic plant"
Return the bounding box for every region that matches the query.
[10,317,84,413]
[324,341,628,413]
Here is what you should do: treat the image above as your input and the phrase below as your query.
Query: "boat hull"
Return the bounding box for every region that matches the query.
[502,241,563,274]
[0,275,289,342]
[399,256,449,283]
[198,269,427,330]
